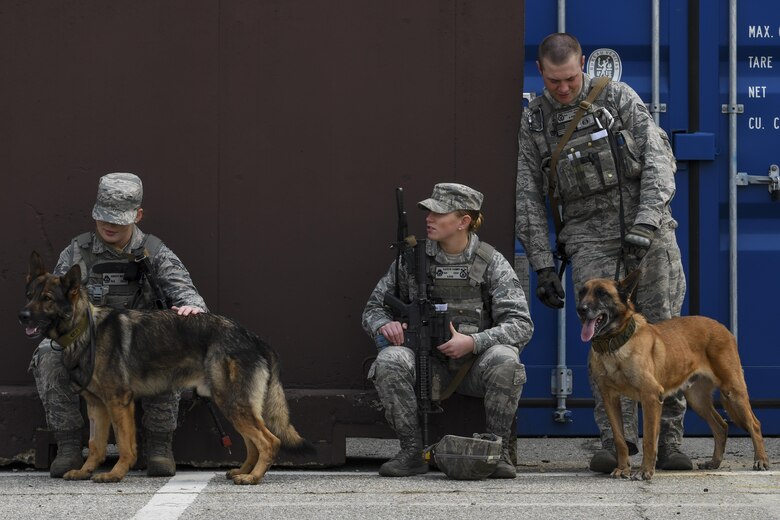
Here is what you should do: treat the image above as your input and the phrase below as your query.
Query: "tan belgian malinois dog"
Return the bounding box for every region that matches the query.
[577,269,769,480]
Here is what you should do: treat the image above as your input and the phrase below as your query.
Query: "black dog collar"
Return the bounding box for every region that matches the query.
[55,313,90,348]
[591,316,637,355]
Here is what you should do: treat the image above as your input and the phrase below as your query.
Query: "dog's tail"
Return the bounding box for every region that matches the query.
[264,374,317,457]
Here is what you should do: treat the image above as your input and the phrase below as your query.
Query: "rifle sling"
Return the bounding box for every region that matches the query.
[546,76,611,255]
[438,354,477,401]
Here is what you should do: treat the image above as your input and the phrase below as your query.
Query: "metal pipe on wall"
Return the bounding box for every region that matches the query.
[729,0,739,338]
[557,0,566,32]
[651,0,661,125]
[553,0,572,424]
[555,270,568,419]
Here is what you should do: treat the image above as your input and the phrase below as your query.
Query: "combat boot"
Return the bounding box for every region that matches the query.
[379,430,428,477]
[144,429,177,477]
[589,439,639,473]
[656,444,693,470]
[49,430,84,478]
[488,437,517,479]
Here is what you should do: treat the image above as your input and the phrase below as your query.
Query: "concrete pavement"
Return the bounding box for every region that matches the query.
[0,437,778,520]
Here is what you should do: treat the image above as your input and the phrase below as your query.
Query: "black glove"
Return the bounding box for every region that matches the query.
[536,267,565,309]
[623,223,657,259]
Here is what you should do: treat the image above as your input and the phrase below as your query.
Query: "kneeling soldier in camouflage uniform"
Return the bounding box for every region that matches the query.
[30,172,207,478]
[362,183,534,478]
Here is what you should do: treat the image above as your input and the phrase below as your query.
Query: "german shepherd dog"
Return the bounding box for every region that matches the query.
[19,251,313,484]
[577,269,769,480]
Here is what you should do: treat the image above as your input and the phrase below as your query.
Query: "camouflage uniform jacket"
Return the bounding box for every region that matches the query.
[515,73,677,272]
[361,234,533,355]
[53,226,208,311]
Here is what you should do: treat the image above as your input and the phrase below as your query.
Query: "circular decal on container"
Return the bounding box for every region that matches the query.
[587,48,622,82]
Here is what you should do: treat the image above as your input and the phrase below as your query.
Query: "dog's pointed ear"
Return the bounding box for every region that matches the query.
[618,268,642,303]
[27,251,47,283]
[61,264,83,297]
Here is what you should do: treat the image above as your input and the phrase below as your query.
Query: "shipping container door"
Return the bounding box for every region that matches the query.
[517,0,779,436]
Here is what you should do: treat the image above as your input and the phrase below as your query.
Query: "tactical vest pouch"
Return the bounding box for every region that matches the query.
[87,284,108,306]
[92,261,141,281]
[449,306,486,335]
[556,127,619,201]
[88,261,142,310]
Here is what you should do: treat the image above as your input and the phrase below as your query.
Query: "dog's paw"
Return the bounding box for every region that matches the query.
[226,468,244,479]
[631,469,654,481]
[610,467,631,479]
[754,459,770,471]
[91,472,124,483]
[698,460,721,470]
[232,474,260,485]
[62,469,91,481]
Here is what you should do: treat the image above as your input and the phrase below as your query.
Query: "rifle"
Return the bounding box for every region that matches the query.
[132,247,233,453]
[381,187,447,447]
[132,248,168,310]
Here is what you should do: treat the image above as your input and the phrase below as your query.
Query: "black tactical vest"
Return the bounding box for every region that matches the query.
[527,83,643,202]
[74,232,164,310]
[428,241,495,335]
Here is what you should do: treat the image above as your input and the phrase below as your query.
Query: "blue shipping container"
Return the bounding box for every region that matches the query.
[517,0,780,437]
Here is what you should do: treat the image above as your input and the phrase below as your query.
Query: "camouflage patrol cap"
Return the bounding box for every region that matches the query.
[91,172,143,225]
[432,433,501,480]
[417,183,483,213]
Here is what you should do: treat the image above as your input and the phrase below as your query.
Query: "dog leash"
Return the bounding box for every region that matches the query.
[52,304,97,393]
[615,250,648,282]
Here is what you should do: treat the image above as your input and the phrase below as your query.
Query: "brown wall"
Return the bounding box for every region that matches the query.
[1,1,525,388]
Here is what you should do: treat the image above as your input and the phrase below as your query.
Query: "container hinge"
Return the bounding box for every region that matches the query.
[551,367,573,398]
[648,102,667,114]
[736,164,780,201]
[551,367,573,423]
[721,103,745,114]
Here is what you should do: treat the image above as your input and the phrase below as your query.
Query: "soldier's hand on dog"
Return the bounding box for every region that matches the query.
[536,267,565,309]
[623,223,656,259]
[436,322,475,359]
[171,305,205,316]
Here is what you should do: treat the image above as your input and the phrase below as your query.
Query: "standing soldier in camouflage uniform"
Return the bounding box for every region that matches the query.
[362,183,533,478]
[29,172,208,478]
[515,33,690,473]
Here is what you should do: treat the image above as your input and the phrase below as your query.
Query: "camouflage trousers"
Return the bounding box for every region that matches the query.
[567,226,687,448]
[369,345,526,443]
[30,341,180,433]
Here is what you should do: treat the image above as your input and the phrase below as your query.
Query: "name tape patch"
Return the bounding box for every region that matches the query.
[435,266,469,280]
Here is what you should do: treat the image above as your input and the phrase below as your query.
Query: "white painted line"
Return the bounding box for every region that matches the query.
[131,472,217,520]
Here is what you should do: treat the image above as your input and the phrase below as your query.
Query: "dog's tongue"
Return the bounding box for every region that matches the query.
[25,326,39,338]
[581,319,597,342]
